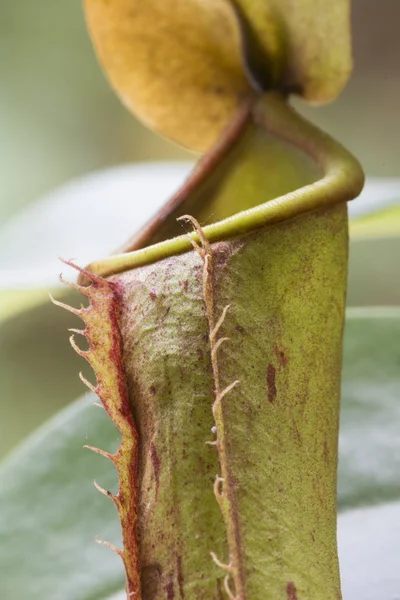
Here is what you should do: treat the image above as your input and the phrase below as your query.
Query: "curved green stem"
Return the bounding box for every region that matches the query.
[80,92,364,283]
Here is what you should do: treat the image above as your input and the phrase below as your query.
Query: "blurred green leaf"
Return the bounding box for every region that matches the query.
[348,237,400,306]
[347,179,400,307]
[1,309,400,598]
[348,176,400,225]
[350,205,400,238]
[339,308,400,509]
[0,163,193,289]
[0,394,123,600]
[0,289,91,458]
[0,1,189,223]
[0,289,52,323]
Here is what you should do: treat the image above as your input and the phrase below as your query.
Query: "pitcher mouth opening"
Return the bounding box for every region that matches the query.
[78,92,364,286]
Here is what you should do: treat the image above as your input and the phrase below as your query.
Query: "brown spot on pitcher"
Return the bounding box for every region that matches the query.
[267,363,277,402]
[287,581,298,599]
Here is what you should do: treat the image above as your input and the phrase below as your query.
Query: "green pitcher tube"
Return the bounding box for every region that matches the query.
[68,91,363,599]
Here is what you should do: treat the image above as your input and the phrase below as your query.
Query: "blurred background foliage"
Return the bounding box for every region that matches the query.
[0,0,189,223]
[1,0,400,222]
[0,0,399,458]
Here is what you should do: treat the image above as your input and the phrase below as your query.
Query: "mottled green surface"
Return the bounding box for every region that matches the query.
[115,203,347,599]
[116,253,226,599]
[213,207,347,598]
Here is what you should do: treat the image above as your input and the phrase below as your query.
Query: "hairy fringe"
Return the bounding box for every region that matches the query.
[178,216,245,600]
[51,261,142,600]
